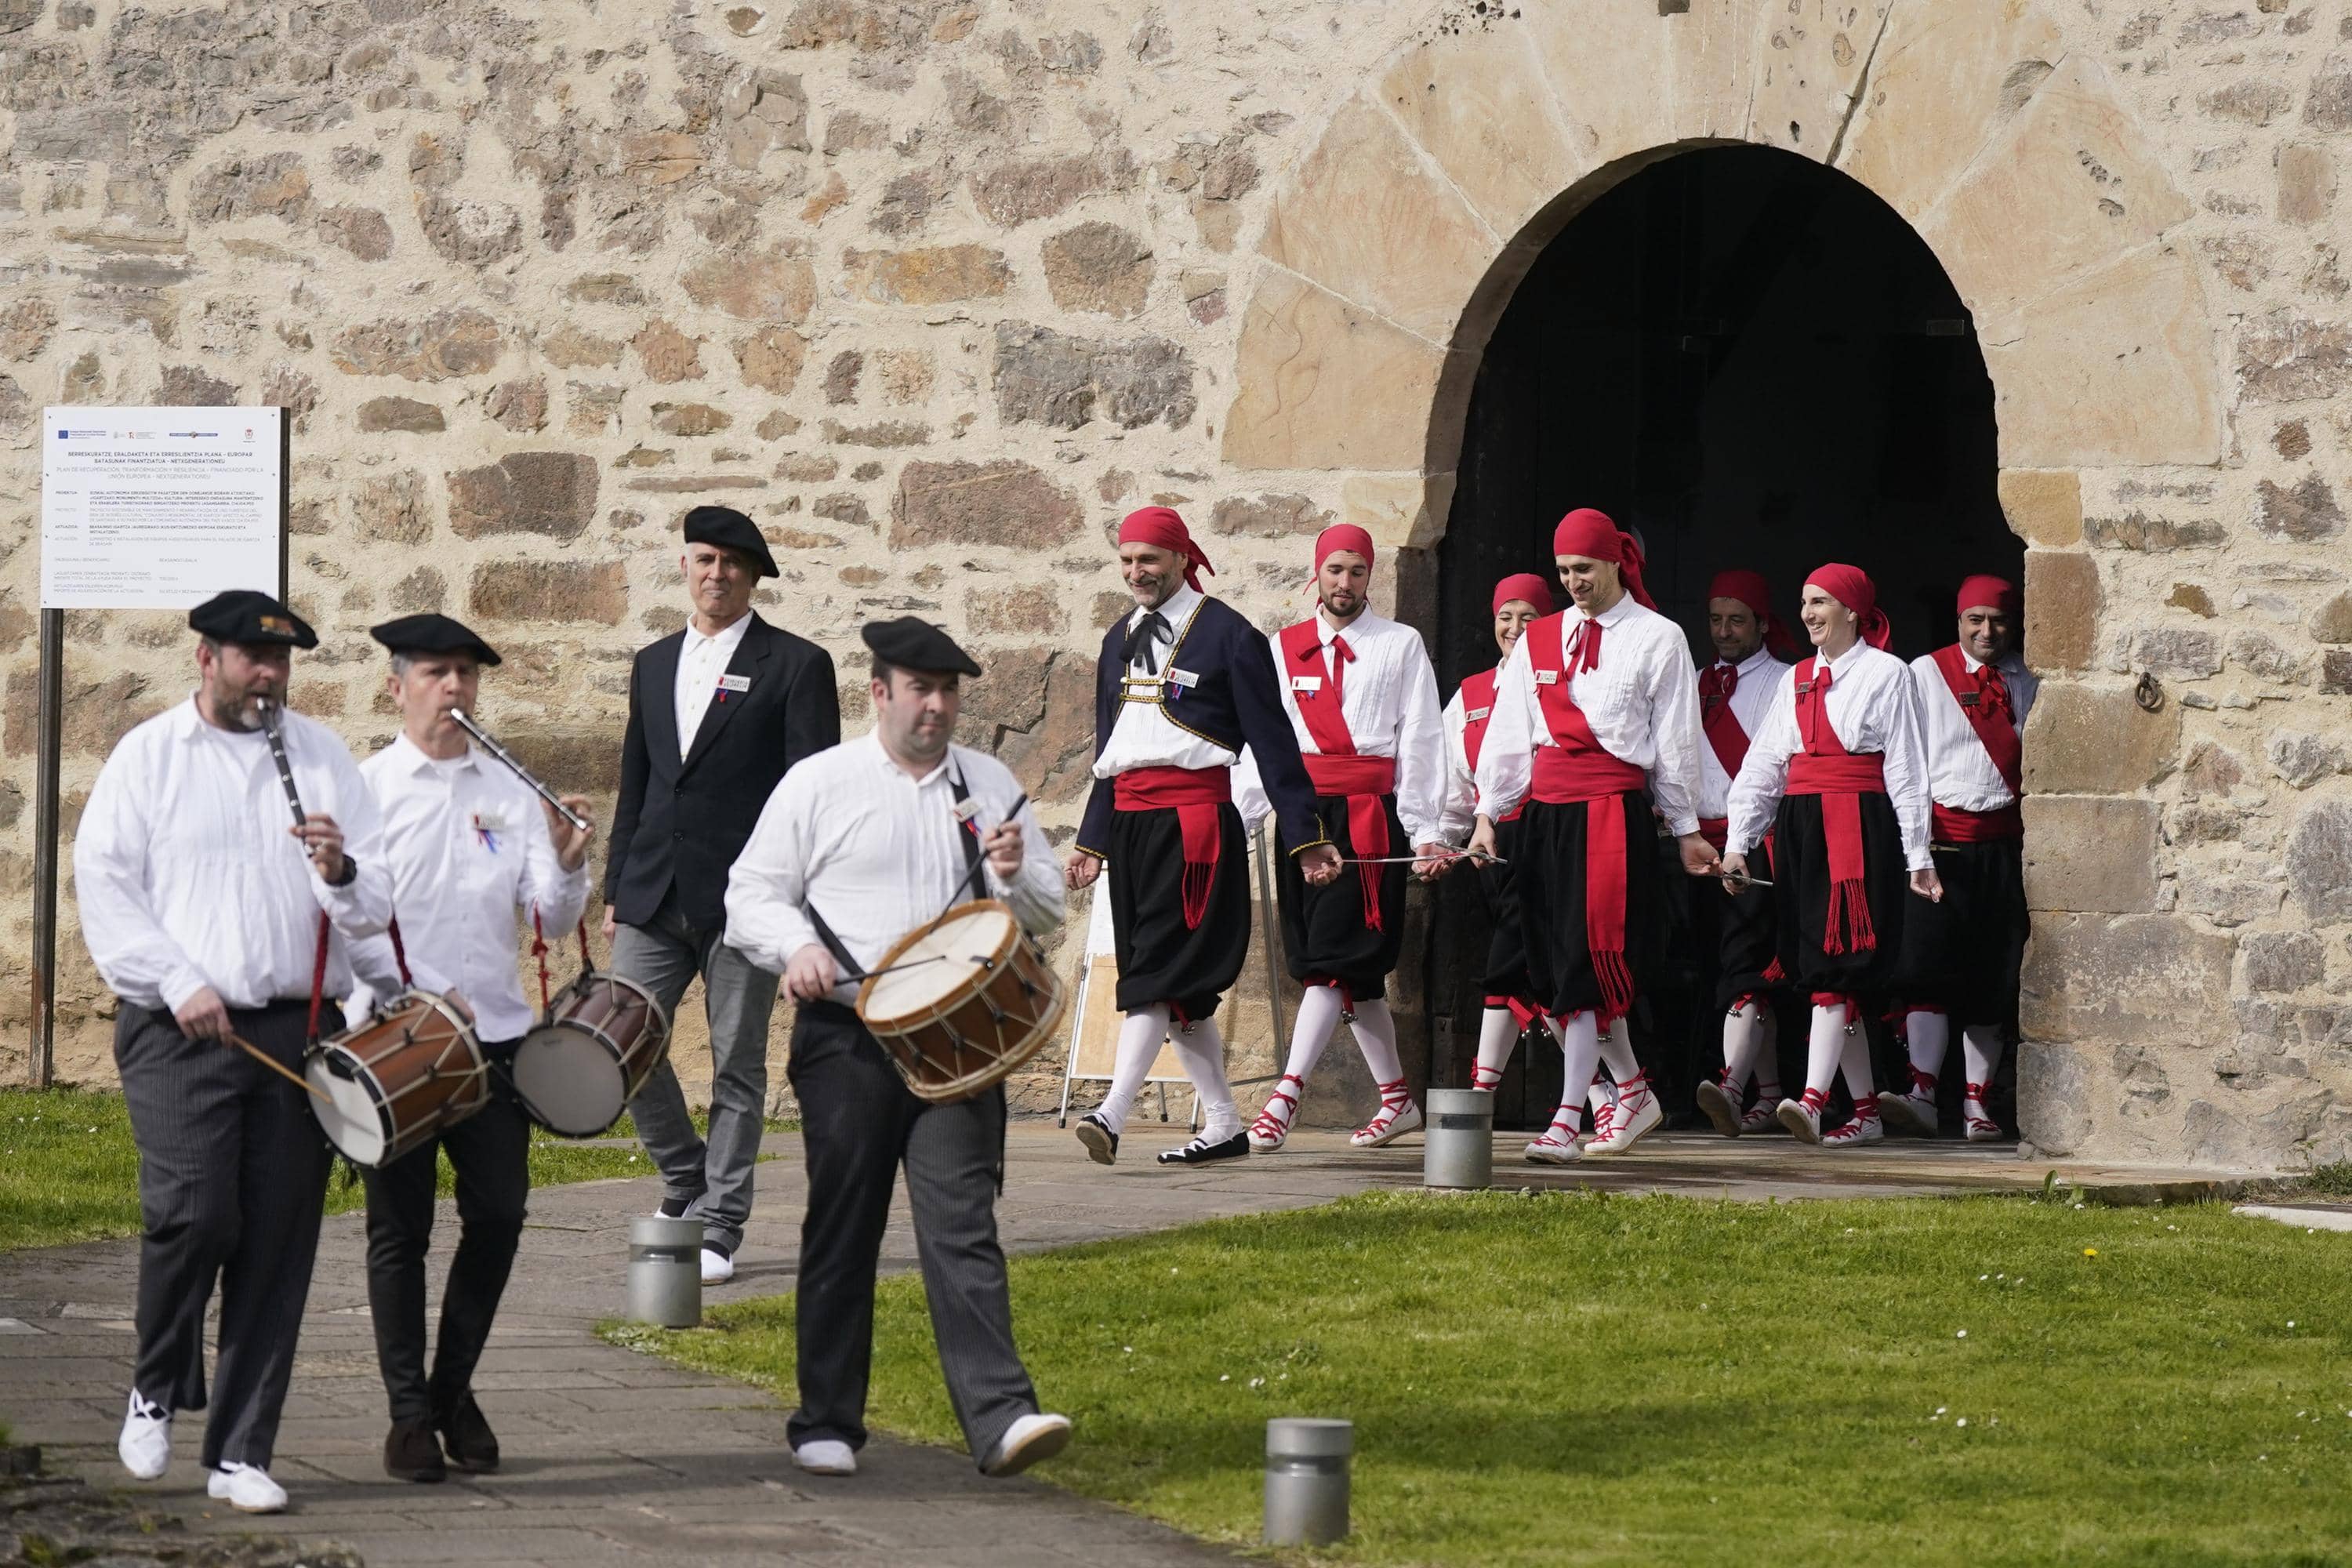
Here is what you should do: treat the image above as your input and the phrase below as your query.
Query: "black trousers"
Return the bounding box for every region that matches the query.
[1893,837,2030,1031]
[361,1046,531,1425]
[1772,792,1910,999]
[1106,803,1251,1020]
[116,999,338,1470]
[786,1002,1037,1465]
[1473,815,1538,1012]
[1275,791,1407,1000]
[1515,789,1665,1022]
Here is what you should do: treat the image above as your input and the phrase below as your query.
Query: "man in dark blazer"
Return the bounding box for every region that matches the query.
[607,505,840,1283]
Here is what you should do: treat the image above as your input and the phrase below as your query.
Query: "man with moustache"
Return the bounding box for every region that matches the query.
[1067,506,1340,1167]
[608,505,840,1284]
[1882,575,2037,1142]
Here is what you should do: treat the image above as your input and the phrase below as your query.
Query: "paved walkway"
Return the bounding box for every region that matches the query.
[2,1123,2259,1566]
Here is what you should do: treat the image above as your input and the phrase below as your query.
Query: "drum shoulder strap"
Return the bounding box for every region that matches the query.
[804,900,863,981]
[803,764,987,982]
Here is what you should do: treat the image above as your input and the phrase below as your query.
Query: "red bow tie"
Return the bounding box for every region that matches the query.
[1698,663,1737,703]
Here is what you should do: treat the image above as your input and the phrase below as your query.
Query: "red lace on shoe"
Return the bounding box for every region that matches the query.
[1353,1078,1412,1142]
[1249,1074,1302,1142]
[1528,1109,1580,1152]
[1962,1082,1999,1134]
[1908,1065,1940,1097]
[1824,1096,1880,1144]
[1470,1063,1504,1092]
[1798,1087,1831,1113]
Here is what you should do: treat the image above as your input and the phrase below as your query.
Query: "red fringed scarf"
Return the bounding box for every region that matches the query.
[1525,612,1646,1024]
[1785,659,1889,956]
[1279,619,1392,932]
[1113,767,1229,928]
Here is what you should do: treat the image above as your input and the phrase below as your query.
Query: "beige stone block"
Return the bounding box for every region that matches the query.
[1998,468,2082,547]
[1379,30,1588,243]
[2022,795,2158,913]
[2278,143,2339,227]
[2021,681,2179,795]
[1982,244,2222,468]
[1664,0,1758,143]
[2024,549,2098,671]
[1221,269,1455,473]
[1341,471,1456,554]
[1835,0,2067,223]
[1528,3,1675,179]
[2019,913,2234,1044]
[1744,0,1894,162]
[1258,96,1496,344]
[1918,53,2192,322]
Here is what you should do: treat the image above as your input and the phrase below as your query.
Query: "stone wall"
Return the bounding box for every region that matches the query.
[0,0,2347,1164]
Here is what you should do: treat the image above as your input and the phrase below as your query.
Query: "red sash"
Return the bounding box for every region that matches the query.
[1788,661,1886,956]
[1115,766,1229,929]
[1930,644,2022,799]
[1698,662,1753,781]
[1524,612,1642,1023]
[1933,802,2023,842]
[1457,667,1523,826]
[1279,619,1392,931]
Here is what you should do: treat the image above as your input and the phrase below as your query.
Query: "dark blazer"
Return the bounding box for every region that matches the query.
[1074,593,1323,858]
[605,612,840,931]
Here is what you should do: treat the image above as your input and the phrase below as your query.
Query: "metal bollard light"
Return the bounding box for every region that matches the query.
[627,1215,703,1327]
[1422,1087,1494,1190]
[1264,1417,1352,1546]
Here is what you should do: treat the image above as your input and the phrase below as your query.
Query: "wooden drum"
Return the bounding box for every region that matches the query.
[510,971,673,1138]
[306,992,488,1167]
[856,899,1065,1105]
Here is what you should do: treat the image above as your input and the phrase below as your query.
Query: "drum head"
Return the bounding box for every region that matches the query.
[861,903,1018,1025]
[511,1024,626,1137]
[307,1051,390,1165]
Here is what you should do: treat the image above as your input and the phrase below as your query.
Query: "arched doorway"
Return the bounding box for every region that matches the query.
[1431,145,2020,1130]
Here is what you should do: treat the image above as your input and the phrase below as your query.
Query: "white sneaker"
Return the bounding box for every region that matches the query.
[1880,1092,1938,1136]
[118,1390,171,1480]
[980,1411,1073,1477]
[1584,1086,1661,1155]
[700,1246,735,1284]
[207,1461,288,1514]
[794,1439,857,1476]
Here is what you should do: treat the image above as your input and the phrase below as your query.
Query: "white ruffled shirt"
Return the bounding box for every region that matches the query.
[1725,640,1936,872]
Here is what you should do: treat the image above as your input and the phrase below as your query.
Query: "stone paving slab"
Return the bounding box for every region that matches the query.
[0,1122,2263,1566]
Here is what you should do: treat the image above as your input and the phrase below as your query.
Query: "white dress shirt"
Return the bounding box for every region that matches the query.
[1725,641,1936,872]
[1695,647,1793,822]
[1091,583,1236,777]
[1233,609,1449,847]
[75,695,393,1013]
[725,731,1064,1007]
[1911,650,2039,811]
[1436,680,1486,844]
[674,610,754,761]
[343,735,592,1042]
[1472,595,1707,837]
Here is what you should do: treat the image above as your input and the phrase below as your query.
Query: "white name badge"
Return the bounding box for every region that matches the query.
[1290,674,1323,693]
[1167,668,1200,688]
[716,673,751,693]
[1534,670,1560,686]
[1466,706,1490,720]
[953,797,982,822]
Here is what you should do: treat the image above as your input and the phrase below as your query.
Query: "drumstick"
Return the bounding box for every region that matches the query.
[1338,850,1508,866]
[226,1032,334,1102]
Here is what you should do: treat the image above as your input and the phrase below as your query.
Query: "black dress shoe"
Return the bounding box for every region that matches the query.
[1075,1112,1119,1166]
[1156,1130,1249,1166]
[436,1394,500,1474]
[385,1417,447,1483]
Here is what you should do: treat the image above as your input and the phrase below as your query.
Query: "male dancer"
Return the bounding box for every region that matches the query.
[1468,510,1711,1163]
[1882,575,2037,1142]
[1067,506,1340,1166]
[347,614,593,1482]
[1687,571,1796,1138]
[1241,524,1450,1152]
[1440,573,1556,1096]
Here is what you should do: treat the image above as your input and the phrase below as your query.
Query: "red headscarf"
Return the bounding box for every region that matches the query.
[1706,568,1798,659]
[1312,523,1375,575]
[1118,506,1214,593]
[1552,508,1657,610]
[1490,572,1555,615]
[1956,574,2020,618]
[1803,564,1892,651]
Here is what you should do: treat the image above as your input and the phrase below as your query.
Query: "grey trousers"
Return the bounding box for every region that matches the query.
[786,1002,1037,1465]
[115,999,336,1470]
[612,889,781,1255]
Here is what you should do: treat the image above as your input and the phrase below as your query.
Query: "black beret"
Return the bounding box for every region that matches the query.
[369,613,502,666]
[682,505,779,578]
[187,590,317,649]
[861,616,981,678]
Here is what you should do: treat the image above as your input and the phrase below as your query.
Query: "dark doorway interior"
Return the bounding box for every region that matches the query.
[1428,144,2020,1129]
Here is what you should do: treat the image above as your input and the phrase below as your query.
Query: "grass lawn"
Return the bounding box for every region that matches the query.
[0,1086,679,1252]
[621,1189,2352,1567]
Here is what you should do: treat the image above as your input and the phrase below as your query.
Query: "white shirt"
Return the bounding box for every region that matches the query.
[725,732,1064,1007]
[1695,647,1792,822]
[75,695,393,1013]
[674,610,754,761]
[1233,609,1449,847]
[1091,583,1236,777]
[1725,641,1936,872]
[1911,650,2039,811]
[1472,595,1707,837]
[1436,681,1486,844]
[343,735,593,1042]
